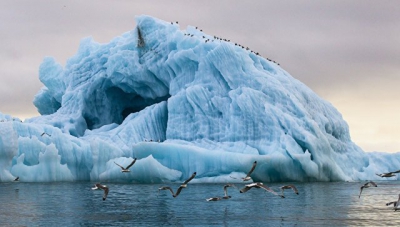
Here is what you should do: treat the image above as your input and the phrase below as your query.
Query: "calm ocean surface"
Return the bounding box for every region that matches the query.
[1,181,400,226]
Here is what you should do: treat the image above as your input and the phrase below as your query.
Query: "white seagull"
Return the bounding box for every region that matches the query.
[230,161,257,181]
[376,170,400,178]
[158,172,196,198]
[240,182,284,198]
[359,181,377,198]
[114,158,137,172]
[386,194,400,211]
[223,184,236,199]
[94,183,109,200]
[206,184,237,201]
[280,185,299,197]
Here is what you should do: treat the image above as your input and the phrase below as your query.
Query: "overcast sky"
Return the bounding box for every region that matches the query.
[1,1,399,152]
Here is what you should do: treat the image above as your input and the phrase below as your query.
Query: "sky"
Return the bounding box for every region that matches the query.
[0,1,399,152]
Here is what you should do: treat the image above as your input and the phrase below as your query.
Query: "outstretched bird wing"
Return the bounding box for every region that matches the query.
[257,183,284,198]
[245,161,257,178]
[359,186,365,198]
[125,158,137,170]
[386,201,398,207]
[159,186,175,196]
[239,185,254,193]
[174,186,184,197]
[288,185,299,194]
[102,187,109,200]
[114,162,125,170]
[223,184,237,197]
[391,170,400,174]
[396,194,400,207]
[95,184,109,200]
[182,172,197,184]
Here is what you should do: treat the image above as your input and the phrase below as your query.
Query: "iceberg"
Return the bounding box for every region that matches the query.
[1,15,399,183]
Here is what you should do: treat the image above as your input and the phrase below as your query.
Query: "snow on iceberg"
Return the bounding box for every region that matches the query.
[1,15,399,183]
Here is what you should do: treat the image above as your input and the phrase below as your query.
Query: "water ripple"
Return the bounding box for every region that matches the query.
[1,181,400,226]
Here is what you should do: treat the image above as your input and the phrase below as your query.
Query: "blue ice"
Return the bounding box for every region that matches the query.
[1,15,399,183]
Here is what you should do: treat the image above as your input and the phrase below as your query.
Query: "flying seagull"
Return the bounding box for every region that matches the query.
[114,158,137,172]
[158,172,196,198]
[230,161,257,181]
[359,181,377,198]
[179,172,197,188]
[223,184,236,199]
[94,183,109,200]
[41,132,51,137]
[376,170,400,178]
[206,184,237,201]
[206,197,222,201]
[386,194,400,211]
[91,183,105,190]
[14,176,19,182]
[158,186,182,198]
[280,185,299,197]
[240,182,284,198]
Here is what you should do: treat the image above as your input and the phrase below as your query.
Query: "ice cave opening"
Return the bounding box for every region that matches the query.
[82,85,171,131]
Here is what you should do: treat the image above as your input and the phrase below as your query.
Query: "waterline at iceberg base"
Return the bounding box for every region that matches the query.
[1,15,399,183]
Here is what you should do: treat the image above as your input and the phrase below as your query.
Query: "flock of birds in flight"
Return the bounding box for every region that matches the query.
[8,130,400,211]
[11,150,400,210]
[170,21,281,66]
[90,160,298,201]
[87,161,400,210]
[359,169,400,211]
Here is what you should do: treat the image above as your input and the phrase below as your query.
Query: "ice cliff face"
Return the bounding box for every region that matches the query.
[1,15,398,183]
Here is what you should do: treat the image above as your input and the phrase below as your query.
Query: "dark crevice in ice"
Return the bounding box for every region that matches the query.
[83,85,171,131]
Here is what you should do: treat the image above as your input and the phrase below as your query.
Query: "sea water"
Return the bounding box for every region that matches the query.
[1,181,399,226]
